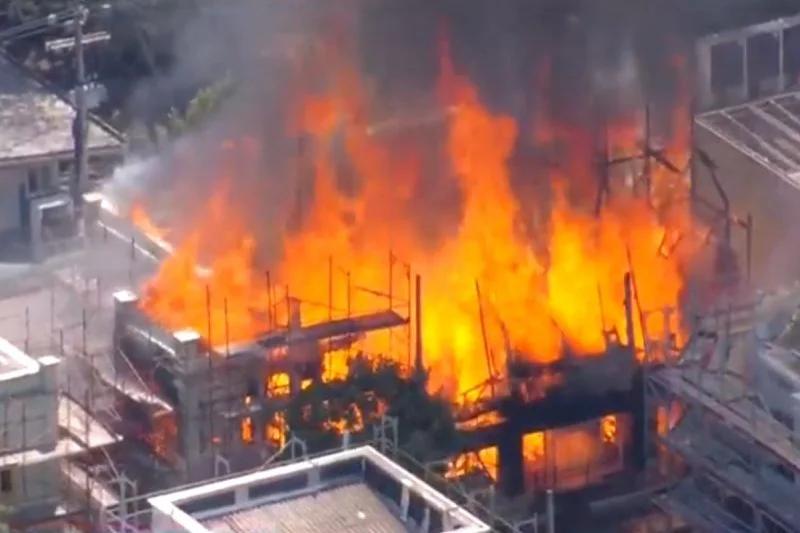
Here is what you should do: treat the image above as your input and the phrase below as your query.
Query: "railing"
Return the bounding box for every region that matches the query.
[101,432,527,533]
[384,442,524,532]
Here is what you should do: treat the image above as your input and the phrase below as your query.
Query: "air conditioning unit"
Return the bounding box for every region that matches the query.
[29,192,77,260]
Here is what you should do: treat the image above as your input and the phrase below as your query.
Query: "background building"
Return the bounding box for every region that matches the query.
[0,53,123,260]
[694,14,800,289]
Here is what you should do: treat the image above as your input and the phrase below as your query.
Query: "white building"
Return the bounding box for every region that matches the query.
[147,445,491,533]
[0,336,121,531]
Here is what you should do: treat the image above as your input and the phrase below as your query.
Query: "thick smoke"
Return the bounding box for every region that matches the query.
[112,0,691,267]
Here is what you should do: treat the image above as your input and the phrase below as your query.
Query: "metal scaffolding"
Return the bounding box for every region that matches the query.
[0,206,161,531]
[647,296,800,533]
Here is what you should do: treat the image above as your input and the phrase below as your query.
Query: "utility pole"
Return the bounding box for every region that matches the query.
[72,2,89,210]
[0,5,108,211]
[37,4,111,210]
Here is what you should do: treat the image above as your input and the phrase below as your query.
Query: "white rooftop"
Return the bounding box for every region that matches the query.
[697,92,800,191]
[149,446,490,533]
[0,336,39,382]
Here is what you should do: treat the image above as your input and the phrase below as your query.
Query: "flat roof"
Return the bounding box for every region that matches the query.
[0,53,122,164]
[697,91,800,191]
[202,482,409,533]
[0,336,39,382]
[149,446,490,533]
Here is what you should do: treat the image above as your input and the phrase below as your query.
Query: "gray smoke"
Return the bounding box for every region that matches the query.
[111,0,696,266]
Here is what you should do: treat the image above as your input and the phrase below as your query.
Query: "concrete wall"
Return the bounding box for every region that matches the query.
[694,125,800,289]
[0,167,24,235]
[0,357,59,452]
[179,358,271,482]
[0,459,61,510]
[150,509,186,532]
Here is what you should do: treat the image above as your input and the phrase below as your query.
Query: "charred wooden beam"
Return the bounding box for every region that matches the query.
[457,388,634,450]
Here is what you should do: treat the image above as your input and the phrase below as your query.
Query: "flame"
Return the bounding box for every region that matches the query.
[149,413,177,463]
[138,177,272,344]
[323,403,365,434]
[266,412,287,448]
[241,415,254,444]
[601,414,618,444]
[523,431,545,465]
[267,372,291,397]
[323,349,351,382]
[523,419,628,490]
[446,446,498,481]
[131,203,168,244]
[136,25,699,401]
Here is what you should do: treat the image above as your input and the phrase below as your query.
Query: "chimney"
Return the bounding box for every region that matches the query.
[174,329,202,369]
[113,289,139,353]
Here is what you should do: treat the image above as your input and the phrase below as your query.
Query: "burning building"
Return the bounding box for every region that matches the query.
[110,1,721,513]
[111,278,411,482]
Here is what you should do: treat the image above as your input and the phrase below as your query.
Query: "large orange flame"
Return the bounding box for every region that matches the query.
[136,27,698,401]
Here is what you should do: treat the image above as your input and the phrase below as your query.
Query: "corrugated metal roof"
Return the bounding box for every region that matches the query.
[0,53,121,163]
[697,92,800,190]
[202,483,410,533]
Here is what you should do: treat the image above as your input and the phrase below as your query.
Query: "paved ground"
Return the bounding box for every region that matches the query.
[0,226,160,415]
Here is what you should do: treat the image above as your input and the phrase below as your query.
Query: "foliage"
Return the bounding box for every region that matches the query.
[284,354,460,462]
[164,75,234,137]
[0,503,11,533]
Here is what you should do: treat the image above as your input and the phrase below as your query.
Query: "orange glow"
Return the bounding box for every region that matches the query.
[130,203,167,243]
[455,410,504,431]
[322,349,351,382]
[601,414,617,444]
[241,416,254,444]
[524,417,631,490]
[523,431,545,463]
[266,412,286,448]
[323,403,365,434]
[138,172,273,345]
[136,26,698,401]
[149,413,177,463]
[267,372,291,397]
[657,402,683,436]
[446,446,498,481]
[553,429,599,472]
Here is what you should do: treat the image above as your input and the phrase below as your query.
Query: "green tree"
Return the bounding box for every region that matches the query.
[165,75,234,137]
[284,354,460,462]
